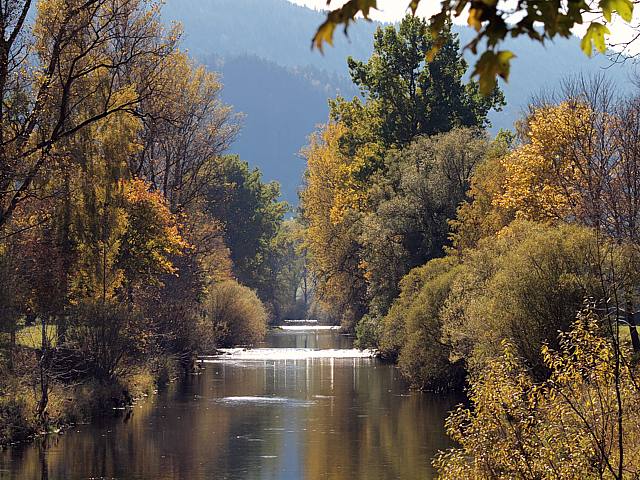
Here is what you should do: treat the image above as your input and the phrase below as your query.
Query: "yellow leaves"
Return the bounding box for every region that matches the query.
[313,20,337,53]
[312,0,378,52]
[495,102,592,221]
[122,178,187,276]
[467,6,483,31]
[302,122,367,225]
[300,122,368,312]
[600,0,634,22]
[581,22,610,56]
[437,311,640,479]
[471,50,515,95]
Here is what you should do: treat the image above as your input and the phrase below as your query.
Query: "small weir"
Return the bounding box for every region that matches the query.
[200,320,375,361]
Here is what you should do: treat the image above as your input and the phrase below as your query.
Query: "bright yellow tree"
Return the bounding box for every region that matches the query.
[495,102,594,221]
[301,122,368,325]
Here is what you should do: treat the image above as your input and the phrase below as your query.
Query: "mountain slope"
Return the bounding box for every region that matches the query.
[210,55,356,203]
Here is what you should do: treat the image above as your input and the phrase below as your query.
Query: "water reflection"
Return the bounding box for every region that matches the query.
[262,329,354,349]
[0,330,459,480]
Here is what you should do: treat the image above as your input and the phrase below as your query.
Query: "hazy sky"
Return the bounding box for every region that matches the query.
[288,0,442,22]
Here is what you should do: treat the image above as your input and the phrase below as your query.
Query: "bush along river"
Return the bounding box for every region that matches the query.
[0,324,460,480]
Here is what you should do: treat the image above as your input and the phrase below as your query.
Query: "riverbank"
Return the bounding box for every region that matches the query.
[0,354,181,447]
[1,328,457,479]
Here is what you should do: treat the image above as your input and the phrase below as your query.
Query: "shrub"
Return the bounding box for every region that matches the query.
[206,280,268,347]
[354,314,381,349]
[381,221,616,390]
[442,221,607,379]
[379,257,465,390]
[436,312,640,479]
[0,395,35,445]
[68,300,147,381]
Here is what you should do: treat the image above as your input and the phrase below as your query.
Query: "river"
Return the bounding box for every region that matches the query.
[0,327,459,480]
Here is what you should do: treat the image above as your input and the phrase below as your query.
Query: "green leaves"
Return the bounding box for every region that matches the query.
[600,0,633,22]
[312,0,636,96]
[471,50,514,95]
[580,22,610,56]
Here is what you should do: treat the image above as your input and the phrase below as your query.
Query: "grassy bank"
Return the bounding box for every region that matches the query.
[0,353,179,447]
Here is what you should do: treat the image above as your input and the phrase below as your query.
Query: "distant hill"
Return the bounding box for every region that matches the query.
[161,0,379,75]
[162,0,637,203]
[208,55,357,203]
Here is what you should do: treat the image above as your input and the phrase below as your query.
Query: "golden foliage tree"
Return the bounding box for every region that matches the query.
[436,313,640,480]
[301,122,368,325]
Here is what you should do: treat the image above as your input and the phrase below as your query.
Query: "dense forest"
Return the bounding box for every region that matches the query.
[3,0,640,479]
[300,12,640,479]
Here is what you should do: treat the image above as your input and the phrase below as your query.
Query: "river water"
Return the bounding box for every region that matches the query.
[0,328,459,480]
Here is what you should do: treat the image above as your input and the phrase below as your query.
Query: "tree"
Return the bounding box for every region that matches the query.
[302,18,502,329]
[117,178,187,294]
[260,219,310,321]
[203,155,287,298]
[449,131,515,251]
[442,221,612,378]
[131,52,240,213]
[495,101,594,222]
[313,0,636,93]
[378,256,465,390]
[0,0,177,232]
[493,79,640,351]
[301,122,369,327]
[361,128,488,315]
[436,313,640,480]
[341,16,503,148]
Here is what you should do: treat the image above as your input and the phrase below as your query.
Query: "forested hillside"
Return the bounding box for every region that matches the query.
[162,0,635,204]
[206,55,357,202]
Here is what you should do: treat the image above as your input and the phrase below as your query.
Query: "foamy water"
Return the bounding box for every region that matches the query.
[201,347,376,361]
[278,325,341,331]
[214,396,316,406]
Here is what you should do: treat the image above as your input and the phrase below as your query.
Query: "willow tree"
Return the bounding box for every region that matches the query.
[0,0,177,233]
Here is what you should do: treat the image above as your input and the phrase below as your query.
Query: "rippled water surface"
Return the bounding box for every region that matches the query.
[0,328,459,480]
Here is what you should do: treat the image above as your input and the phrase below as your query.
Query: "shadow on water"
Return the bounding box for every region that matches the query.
[0,329,461,480]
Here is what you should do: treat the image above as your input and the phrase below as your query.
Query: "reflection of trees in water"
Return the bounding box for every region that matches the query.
[2,401,158,479]
[1,333,457,480]
[39,438,48,480]
[303,363,458,480]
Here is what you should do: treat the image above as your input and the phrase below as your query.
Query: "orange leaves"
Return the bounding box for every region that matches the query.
[120,178,187,278]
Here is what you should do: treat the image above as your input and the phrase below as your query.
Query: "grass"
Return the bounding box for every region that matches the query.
[15,325,57,349]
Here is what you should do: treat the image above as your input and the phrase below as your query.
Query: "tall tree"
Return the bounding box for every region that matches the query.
[0,0,177,232]
[340,15,503,148]
[203,155,287,298]
[132,52,240,213]
[361,128,488,315]
[301,123,369,326]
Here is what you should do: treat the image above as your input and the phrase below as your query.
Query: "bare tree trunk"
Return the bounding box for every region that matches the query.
[36,316,50,425]
[8,325,15,373]
[626,299,640,353]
